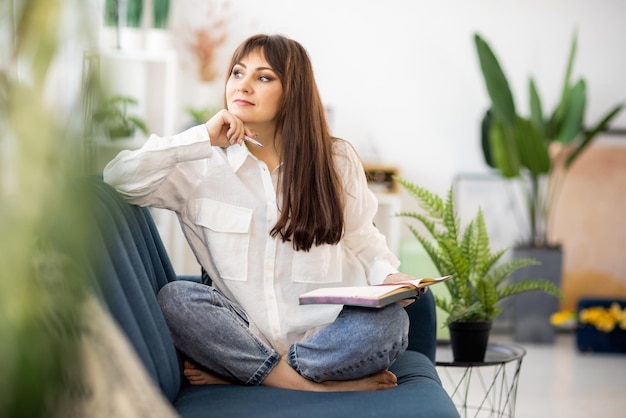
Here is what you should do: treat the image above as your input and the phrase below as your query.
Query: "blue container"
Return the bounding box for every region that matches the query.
[576,298,626,354]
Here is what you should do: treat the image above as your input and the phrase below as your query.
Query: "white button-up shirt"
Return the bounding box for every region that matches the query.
[103,125,399,354]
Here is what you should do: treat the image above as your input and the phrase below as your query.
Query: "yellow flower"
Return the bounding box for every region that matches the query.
[579,303,626,333]
[550,310,576,326]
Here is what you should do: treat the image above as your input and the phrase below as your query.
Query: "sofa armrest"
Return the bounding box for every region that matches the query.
[404,290,437,363]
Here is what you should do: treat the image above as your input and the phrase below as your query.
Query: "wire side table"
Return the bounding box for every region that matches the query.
[436,343,526,418]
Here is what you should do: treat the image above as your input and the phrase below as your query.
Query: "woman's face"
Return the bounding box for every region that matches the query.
[226,49,283,127]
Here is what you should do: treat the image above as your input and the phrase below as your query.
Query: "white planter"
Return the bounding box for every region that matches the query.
[119,27,144,51]
[145,29,172,51]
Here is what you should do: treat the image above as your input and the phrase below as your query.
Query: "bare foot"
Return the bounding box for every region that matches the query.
[183,360,232,386]
[183,358,398,392]
[320,370,397,392]
[262,358,398,392]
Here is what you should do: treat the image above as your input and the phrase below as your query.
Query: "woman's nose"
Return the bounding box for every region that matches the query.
[237,78,251,93]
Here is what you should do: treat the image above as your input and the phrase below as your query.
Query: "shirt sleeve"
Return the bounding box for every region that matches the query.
[103,124,213,210]
[335,140,400,285]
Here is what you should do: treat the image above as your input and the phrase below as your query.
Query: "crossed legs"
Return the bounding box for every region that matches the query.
[158,281,408,392]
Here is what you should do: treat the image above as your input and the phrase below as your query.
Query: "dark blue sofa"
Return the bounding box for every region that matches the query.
[83,176,459,418]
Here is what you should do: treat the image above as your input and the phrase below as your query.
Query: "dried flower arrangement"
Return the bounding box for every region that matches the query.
[190,25,227,82]
[184,0,232,82]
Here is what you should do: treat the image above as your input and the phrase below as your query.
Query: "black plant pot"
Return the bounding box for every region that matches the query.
[449,320,492,362]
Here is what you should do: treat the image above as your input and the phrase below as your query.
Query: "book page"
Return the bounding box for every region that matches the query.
[385,275,452,289]
[301,284,407,299]
[298,275,452,307]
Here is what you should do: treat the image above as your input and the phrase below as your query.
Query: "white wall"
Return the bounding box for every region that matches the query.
[84,0,626,273]
[169,0,626,203]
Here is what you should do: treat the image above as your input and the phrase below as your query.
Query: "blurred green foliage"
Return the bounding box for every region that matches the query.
[0,0,101,416]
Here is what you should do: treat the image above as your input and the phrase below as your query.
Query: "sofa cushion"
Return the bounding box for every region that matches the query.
[173,351,455,418]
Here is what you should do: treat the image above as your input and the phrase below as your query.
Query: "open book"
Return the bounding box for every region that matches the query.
[298,275,452,308]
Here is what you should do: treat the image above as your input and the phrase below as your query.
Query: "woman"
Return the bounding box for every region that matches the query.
[104,34,417,392]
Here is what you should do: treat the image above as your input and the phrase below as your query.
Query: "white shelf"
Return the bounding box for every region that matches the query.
[99,48,178,137]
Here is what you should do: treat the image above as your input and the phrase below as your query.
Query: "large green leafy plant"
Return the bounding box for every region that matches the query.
[395,177,562,324]
[475,32,624,248]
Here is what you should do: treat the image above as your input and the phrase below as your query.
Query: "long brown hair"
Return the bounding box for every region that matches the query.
[226,34,344,251]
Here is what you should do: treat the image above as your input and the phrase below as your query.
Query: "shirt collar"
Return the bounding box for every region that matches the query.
[226,143,250,172]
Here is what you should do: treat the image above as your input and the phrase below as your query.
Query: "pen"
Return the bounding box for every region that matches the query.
[244,135,263,147]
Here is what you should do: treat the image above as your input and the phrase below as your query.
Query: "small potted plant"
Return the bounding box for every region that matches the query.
[102,0,120,48]
[394,176,562,361]
[146,0,171,50]
[94,95,149,140]
[102,0,145,49]
[120,0,144,49]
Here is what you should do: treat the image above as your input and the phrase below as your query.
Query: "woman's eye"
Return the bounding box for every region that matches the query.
[232,69,243,78]
[259,75,273,82]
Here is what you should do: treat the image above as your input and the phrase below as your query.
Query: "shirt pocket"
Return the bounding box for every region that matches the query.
[291,244,342,284]
[195,198,252,282]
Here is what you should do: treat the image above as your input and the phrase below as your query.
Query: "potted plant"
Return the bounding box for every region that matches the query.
[102,0,144,48]
[474,31,624,342]
[146,0,171,50]
[394,177,562,361]
[94,95,149,140]
[102,0,120,48]
[119,0,144,49]
[102,0,145,49]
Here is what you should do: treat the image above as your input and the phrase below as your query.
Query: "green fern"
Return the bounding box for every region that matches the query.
[394,176,562,324]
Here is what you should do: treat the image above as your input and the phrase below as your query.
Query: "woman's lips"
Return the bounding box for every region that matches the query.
[233,99,254,106]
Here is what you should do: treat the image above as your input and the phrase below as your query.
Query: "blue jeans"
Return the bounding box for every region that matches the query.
[157,281,409,385]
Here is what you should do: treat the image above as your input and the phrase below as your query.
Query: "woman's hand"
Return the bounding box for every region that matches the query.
[384,272,425,307]
[204,109,256,147]
[383,272,412,285]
